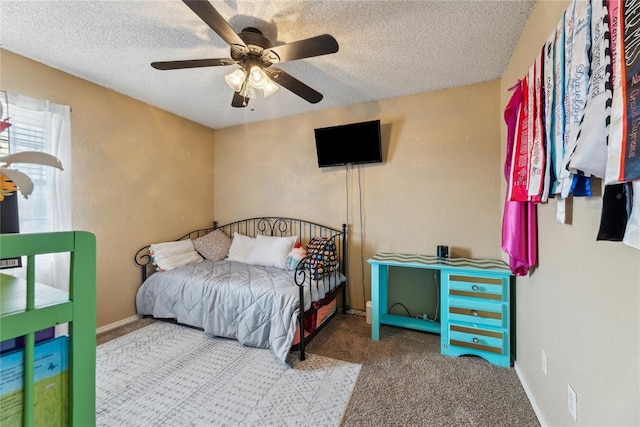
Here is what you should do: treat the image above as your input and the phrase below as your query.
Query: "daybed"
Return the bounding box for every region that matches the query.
[134,217,348,363]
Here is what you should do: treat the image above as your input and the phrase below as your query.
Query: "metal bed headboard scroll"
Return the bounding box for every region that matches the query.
[134,217,348,284]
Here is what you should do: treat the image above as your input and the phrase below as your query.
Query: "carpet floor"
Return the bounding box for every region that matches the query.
[98,314,539,426]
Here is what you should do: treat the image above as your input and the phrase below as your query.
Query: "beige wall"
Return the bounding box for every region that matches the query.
[214,80,503,313]
[501,1,640,425]
[1,49,216,328]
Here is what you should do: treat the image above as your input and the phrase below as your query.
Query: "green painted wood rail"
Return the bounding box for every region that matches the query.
[0,231,96,426]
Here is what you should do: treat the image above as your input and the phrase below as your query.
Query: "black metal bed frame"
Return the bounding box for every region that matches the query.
[134,216,348,361]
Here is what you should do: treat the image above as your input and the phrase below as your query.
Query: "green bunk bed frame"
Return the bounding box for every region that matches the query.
[0,231,96,426]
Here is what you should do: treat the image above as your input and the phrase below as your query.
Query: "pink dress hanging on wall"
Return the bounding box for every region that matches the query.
[503,81,539,276]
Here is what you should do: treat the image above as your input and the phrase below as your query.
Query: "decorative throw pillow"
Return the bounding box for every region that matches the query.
[193,229,232,261]
[286,243,307,270]
[227,232,256,263]
[304,237,338,279]
[149,239,203,272]
[246,235,298,269]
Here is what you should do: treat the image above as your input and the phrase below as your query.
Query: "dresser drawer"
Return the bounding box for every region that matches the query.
[447,298,506,328]
[447,323,506,355]
[446,273,506,301]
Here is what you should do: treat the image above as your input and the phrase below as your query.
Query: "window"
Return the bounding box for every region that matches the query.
[1,95,50,232]
[0,91,72,289]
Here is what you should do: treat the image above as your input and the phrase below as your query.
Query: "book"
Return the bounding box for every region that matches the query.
[0,336,69,426]
[1,328,55,355]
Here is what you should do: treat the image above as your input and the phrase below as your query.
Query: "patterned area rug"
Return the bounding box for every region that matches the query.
[96,322,361,426]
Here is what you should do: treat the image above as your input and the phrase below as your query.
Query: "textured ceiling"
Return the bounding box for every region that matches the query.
[0,0,535,130]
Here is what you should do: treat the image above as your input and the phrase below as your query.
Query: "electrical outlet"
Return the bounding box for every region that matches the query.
[567,384,577,421]
[541,350,548,376]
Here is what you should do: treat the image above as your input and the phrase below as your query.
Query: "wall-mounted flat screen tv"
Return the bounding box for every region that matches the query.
[314,119,382,167]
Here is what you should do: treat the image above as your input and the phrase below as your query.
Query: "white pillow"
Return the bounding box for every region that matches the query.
[246,235,298,269]
[149,240,203,271]
[227,232,256,263]
[150,240,194,256]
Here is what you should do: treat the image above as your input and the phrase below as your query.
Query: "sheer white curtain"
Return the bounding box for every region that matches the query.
[5,92,72,290]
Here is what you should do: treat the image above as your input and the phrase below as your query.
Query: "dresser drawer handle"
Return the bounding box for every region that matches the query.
[473,337,480,344]
[471,310,479,317]
[472,285,479,291]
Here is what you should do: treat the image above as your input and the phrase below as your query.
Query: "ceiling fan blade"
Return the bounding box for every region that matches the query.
[262,34,338,63]
[231,92,249,108]
[151,58,235,70]
[182,0,247,49]
[265,67,323,104]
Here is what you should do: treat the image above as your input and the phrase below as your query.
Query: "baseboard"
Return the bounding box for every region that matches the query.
[514,361,548,427]
[96,315,141,335]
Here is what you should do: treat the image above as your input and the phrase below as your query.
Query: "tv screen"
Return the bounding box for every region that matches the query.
[314,120,382,167]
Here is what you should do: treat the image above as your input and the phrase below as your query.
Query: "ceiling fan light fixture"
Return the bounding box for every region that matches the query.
[224,69,246,92]
[262,79,279,97]
[248,66,269,89]
[151,1,339,108]
[239,79,256,99]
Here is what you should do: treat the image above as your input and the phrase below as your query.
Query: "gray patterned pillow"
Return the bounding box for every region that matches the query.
[193,229,232,261]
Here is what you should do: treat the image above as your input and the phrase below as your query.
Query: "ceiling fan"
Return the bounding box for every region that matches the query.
[151,0,339,108]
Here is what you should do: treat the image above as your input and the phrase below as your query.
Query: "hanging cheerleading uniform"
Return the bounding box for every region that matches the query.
[504,82,523,184]
[568,0,612,178]
[606,0,625,185]
[560,0,592,199]
[508,74,531,202]
[619,0,640,249]
[597,0,633,241]
[619,0,640,181]
[503,81,538,275]
[501,0,640,255]
[529,50,546,203]
[552,15,566,197]
[600,0,640,248]
[542,29,557,202]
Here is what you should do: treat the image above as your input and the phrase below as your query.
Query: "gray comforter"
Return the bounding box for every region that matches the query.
[135,259,344,363]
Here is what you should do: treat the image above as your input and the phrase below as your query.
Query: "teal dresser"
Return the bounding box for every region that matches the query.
[368,253,512,367]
